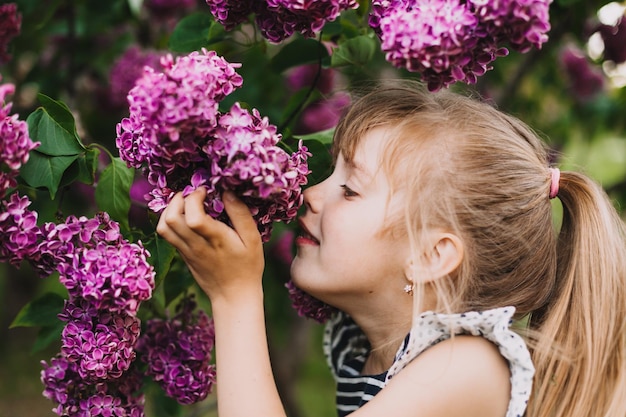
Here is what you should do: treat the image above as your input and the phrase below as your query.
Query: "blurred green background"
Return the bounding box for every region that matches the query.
[1,0,625,416]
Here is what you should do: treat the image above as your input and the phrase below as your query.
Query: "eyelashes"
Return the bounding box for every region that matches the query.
[340,184,358,197]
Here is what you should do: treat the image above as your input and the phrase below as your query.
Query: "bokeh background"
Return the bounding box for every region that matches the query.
[1,0,625,416]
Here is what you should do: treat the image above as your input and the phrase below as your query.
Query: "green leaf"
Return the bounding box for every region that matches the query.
[95,158,134,230]
[19,151,78,199]
[164,267,196,308]
[330,35,377,67]
[299,138,333,185]
[10,292,66,328]
[296,128,335,145]
[31,321,65,353]
[279,88,321,129]
[145,236,177,289]
[76,147,101,185]
[169,13,224,53]
[27,95,85,156]
[270,38,330,73]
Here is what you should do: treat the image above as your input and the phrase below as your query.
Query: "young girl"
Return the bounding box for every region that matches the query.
[157,81,626,417]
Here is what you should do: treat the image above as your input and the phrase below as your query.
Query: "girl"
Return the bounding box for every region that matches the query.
[157,81,626,417]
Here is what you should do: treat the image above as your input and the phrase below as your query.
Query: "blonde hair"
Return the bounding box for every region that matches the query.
[332,80,626,417]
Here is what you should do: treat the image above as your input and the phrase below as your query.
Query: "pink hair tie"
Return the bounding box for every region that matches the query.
[549,167,560,199]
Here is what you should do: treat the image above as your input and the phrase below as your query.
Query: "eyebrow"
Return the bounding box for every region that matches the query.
[346,159,374,180]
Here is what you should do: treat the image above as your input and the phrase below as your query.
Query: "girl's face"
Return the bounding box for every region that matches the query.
[290,127,410,313]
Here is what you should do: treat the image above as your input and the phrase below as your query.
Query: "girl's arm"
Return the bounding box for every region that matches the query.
[157,188,287,417]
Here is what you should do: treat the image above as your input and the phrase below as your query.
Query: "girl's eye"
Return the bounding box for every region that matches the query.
[340,184,358,197]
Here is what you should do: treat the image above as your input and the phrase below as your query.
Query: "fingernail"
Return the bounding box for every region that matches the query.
[224,191,235,202]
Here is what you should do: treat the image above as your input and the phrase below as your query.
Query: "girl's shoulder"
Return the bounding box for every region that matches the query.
[389,306,534,417]
[324,306,534,417]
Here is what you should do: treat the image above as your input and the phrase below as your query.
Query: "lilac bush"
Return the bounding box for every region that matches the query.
[370,0,551,90]
[0,3,21,64]
[137,297,216,404]
[206,0,358,42]
[108,46,165,108]
[116,49,310,242]
[285,280,336,323]
[0,80,40,198]
[0,193,41,266]
[41,355,146,417]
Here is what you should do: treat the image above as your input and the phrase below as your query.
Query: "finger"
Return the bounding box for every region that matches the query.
[222,191,261,245]
[183,187,222,234]
[156,193,188,248]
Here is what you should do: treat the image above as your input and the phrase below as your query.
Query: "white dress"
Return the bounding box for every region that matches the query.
[324,306,534,417]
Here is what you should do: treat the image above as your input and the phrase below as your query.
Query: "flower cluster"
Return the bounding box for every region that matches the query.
[205,0,359,42]
[108,46,165,108]
[0,193,41,267]
[116,49,310,242]
[370,0,551,90]
[0,3,21,64]
[136,297,216,404]
[560,43,604,102]
[30,213,156,416]
[41,355,145,417]
[285,280,336,323]
[0,80,40,198]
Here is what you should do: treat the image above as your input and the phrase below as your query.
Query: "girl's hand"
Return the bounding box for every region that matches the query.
[156,188,265,302]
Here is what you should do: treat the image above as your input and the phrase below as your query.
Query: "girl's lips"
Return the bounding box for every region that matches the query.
[296,220,320,245]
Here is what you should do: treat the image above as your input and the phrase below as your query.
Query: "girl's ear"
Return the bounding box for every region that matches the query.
[405,232,464,283]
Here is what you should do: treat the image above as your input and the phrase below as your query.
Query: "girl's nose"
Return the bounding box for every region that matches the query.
[303,181,324,214]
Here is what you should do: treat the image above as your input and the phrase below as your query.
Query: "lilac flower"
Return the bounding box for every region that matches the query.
[468,0,552,53]
[116,49,243,170]
[108,46,165,108]
[370,0,549,90]
[0,80,40,197]
[375,0,501,91]
[285,280,336,323]
[286,64,336,95]
[0,193,41,267]
[116,50,310,242]
[205,0,257,30]
[145,0,196,17]
[57,240,155,314]
[257,0,358,42]
[560,44,604,102]
[598,18,626,64]
[41,355,146,417]
[30,213,123,277]
[297,91,351,134]
[59,301,141,382]
[0,3,21,64]
[137,297,216,404]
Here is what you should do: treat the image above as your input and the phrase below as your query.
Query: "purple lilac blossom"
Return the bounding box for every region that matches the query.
[0,3,21,64]
[205,0,258,30]
[370,0,550,90]
[297,91,351,134]
[0,193,41,266]
[560,44,604,102]
[257,0,358,42]
[375,0,497,91]
[137,298,216,404]
[0,80,40,198]
[598,18,626,64]
[145,0,196,17]
[467,0,552,53]
[41,355,145,417]
[59,300,141,382]
[30,212,122,277]
[286,64,336,94]
[285,280,336,323]
[108,46,165,108]
[116,49,310,242]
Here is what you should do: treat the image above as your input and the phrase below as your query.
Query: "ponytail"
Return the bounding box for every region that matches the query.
[529,171,626,417]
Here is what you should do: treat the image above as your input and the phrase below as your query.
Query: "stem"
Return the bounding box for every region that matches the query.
[277,33,325,133]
